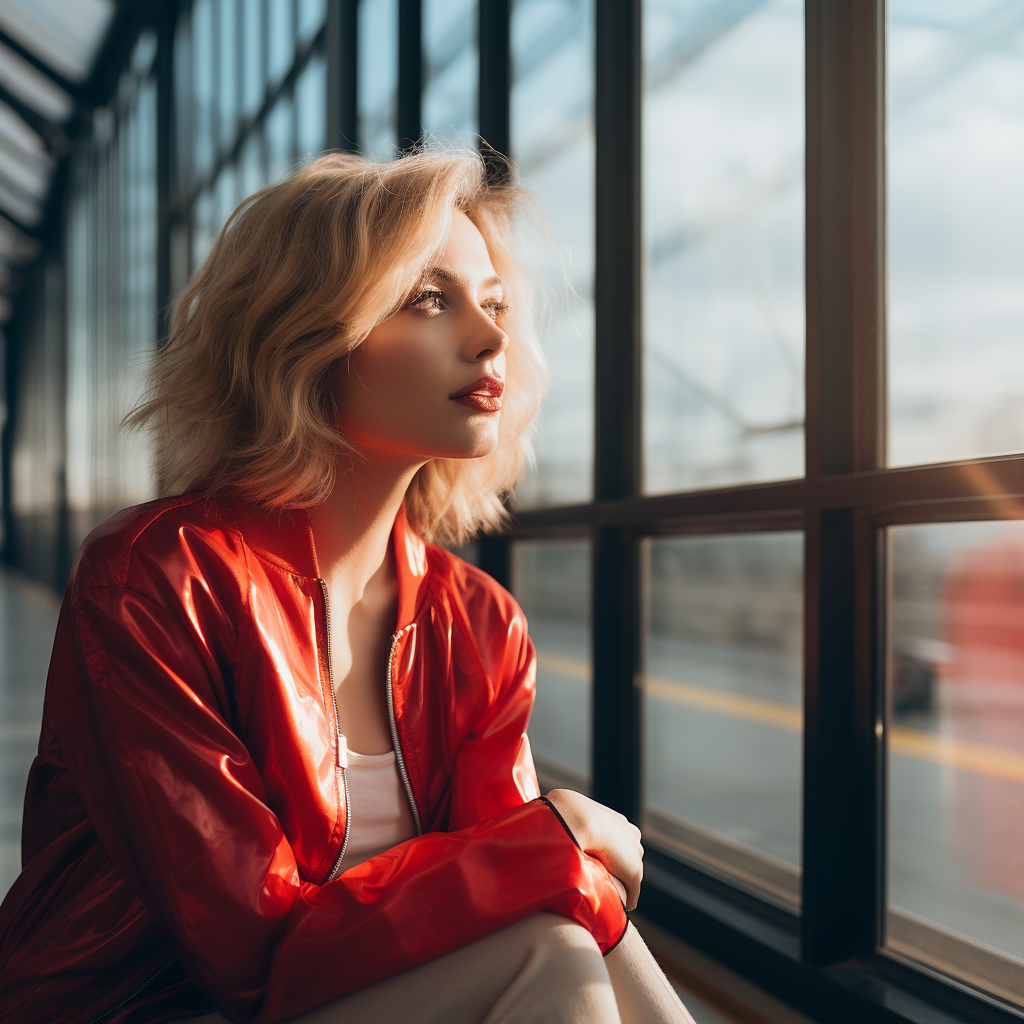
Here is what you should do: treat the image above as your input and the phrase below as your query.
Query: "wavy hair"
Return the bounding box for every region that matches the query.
[126,150,549,546]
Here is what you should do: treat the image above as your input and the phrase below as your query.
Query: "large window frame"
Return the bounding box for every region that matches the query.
[64,2,1024,1021]
[465,3,1024,1023]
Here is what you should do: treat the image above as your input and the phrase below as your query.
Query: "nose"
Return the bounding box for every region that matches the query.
[463,313,509,364]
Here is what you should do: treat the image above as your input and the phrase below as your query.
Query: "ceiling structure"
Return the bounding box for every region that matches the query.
[0,0,117,323]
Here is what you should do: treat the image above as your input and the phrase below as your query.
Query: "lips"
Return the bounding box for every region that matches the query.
[449,375,504,413]
[449,376,504,400]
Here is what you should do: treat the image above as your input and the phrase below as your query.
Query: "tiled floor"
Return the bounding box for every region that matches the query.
[0,566,59,901]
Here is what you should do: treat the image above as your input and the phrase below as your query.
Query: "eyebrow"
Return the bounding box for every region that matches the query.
[423,266,503,292]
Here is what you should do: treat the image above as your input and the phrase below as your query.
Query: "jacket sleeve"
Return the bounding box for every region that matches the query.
[444,606,628,937]
[446,612,543,827]
[51,583,626,1024]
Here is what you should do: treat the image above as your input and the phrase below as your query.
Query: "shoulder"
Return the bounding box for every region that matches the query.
[69,492,246,602]
[424,543,533,675]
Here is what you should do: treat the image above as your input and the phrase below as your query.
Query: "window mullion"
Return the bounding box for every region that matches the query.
[397,0,422,151]
[803,0,887,967]
[592,0,642,823]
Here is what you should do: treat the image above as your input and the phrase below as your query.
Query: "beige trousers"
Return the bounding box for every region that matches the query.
[180,915,697,1024]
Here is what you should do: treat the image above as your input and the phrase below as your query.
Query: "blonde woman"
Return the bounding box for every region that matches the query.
[0,152,695,1024]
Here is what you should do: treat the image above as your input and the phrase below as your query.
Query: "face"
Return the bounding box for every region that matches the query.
[333,210,509,463]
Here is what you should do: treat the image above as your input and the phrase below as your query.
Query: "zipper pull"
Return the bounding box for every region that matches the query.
[337,731,348,769]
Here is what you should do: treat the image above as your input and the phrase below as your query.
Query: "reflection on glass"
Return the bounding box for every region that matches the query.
[66,72,157,547]
[217,0,237,150]
[887,5,1024,467]
[641,0,804,494]
[268,0,296,86]
[191,187,215,269]
[510,0,594,508]
[511,540,591,792]
[298,0,327,44]
[643,532,803,908]
[358,0,398,159]
[889,522,1024,1004]
[422,0,477,147]
[266,93,296,182]
[174,10,192,191]
[192,0,215,181]
[214,163,240,232]
[240,132,265,197]
[242,0,266,119]
[296,51,326,159]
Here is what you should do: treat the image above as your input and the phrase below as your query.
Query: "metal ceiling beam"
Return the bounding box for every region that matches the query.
[0,161,42,217]
[0,202,37,239]
[0,82,72,157]
[0,26,81,101]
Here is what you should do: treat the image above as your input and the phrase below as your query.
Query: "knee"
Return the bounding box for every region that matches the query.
[518,911,608,978]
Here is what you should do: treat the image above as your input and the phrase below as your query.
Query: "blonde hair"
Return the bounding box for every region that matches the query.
[127,150,549,547]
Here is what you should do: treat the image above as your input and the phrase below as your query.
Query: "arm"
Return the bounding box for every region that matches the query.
[445,610,630,926]
[545,790,644,911]
[53,584,624,1024]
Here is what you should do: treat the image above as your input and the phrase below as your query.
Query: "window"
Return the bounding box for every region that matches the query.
[422,0,477,147]
[510,0,595,507]
[358,0,399,159]
[887,3,1024,468]
[511,539,592,793]
[642,0,804,494]
[643,531,803,910]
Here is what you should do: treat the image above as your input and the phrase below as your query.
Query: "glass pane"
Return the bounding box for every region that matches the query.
[242,0,266,118]
[358,0,398,159]
[298,0,327,44]
[266,92,296,181]
[511,540,592,792]
[510,0,594,508]
[174,10,192,191]
[217,0,238,150]
[887,5,1024,468]
[643,532,803,909]
[240,131,266,196]
[296,50,326,159]
[641,0,804,494]
[422,0,477,147]
[889,522,1024,1005]
[191,186,215,269]
[192,0,215,181]
[268,0,296,85]
[215,162,241,231]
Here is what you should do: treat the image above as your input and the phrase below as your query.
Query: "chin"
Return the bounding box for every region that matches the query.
[446,433,501,460]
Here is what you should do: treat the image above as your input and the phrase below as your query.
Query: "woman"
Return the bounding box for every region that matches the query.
[0,151,694,1024]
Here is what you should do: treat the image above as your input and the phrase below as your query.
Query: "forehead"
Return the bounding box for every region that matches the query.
[432,210,497,277]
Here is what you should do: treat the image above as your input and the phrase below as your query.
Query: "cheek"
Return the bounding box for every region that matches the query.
[334,325,457,446]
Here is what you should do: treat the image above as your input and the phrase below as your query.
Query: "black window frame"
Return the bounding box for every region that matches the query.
[463,2,1024,1023]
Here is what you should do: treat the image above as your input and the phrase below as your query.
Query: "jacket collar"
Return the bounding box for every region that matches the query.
[221,493,430,629]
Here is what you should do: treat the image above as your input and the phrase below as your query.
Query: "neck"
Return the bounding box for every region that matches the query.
[308,446,428,604]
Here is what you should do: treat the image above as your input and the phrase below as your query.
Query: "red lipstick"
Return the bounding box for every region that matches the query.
[449,375,504,413]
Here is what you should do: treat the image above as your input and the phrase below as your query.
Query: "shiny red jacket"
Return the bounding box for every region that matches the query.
[0,493,626,1024]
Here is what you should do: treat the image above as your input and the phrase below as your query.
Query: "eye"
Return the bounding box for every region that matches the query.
[408,289,446,312]
[482,300,509,321]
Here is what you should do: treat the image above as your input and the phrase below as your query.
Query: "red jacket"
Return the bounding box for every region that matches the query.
[0,493,626,1024]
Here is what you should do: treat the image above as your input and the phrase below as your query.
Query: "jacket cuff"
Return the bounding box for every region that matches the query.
[540,795,581,850]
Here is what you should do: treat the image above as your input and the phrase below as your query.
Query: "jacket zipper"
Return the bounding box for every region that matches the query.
[317,582,423,884]
[318,579,351,883]
[83,955,180,1024]
[386,627,423,836]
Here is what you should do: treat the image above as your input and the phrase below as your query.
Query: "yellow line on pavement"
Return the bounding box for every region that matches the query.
[536,650,1024,785]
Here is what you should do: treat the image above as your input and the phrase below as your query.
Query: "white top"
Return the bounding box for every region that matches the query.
[339,735,417,871]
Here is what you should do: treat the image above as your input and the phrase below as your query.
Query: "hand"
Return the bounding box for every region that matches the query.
[546,789,643,910]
